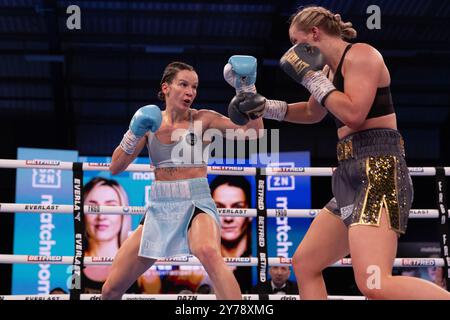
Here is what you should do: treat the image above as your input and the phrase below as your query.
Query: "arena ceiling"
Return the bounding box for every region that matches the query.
[0,0,449,159]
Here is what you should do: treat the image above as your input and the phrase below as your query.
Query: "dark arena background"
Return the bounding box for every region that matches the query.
[0,0,449,301]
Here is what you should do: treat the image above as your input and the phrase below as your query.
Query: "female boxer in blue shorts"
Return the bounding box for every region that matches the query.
[101,61,263,300]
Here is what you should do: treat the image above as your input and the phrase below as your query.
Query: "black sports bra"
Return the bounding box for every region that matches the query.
[329,44,394,128]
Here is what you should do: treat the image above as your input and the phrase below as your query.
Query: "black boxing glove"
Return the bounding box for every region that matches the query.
[280,43,336,105]
[228,92,266,125]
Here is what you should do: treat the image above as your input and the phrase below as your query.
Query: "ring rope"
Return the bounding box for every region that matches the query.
[0,254,443,268]
[0,159,449,176]
[0,203,447,219]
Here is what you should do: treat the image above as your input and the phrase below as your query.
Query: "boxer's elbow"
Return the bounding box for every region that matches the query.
[309,109,328,123]
[109,163,122,175]
[110,146,132,175]
[109,159,126,175]
[344,112,366,130]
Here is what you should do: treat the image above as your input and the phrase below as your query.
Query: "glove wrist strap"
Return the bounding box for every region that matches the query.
[264,99,288,121]
[119,129,141,155]
[302,71,336,106]
[236,84,257,94]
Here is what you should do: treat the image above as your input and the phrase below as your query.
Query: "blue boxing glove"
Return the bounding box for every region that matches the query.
[223,55,257,94]
[280,43,336,106]
[120,105,162,154]
[129,105,162,136]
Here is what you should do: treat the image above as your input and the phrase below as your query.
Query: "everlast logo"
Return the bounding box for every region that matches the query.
[26,296,56,300]
[218,208,248,215]
[410,209,429,215]
[282,50,310,75]
[24,205,59,211]
[73,178,81,220]
[87,162,109,167]
[72,234,83,286]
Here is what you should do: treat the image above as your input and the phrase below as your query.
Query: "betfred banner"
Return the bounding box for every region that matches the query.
[251,151,312,283]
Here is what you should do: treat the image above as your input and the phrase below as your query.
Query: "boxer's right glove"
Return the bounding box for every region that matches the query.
[119,105,162,154]
[223,55,257,94]
[280,43,336,106]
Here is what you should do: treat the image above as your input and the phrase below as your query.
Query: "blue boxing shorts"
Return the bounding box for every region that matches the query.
[138,177,220,259]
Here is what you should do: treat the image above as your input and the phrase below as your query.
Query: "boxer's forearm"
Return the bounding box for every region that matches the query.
[284,101,327,124]
[111,136,147,175]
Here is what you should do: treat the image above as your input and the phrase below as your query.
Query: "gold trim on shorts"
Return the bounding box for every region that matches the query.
[337,139,354,161]
[349,155,404,234]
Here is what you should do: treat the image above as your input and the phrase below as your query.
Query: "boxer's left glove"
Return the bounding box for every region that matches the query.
[228,93,288,125]
[119,105,162,154]
[223,55,257,94]
[280,43,336,106]
[228,92,266,125]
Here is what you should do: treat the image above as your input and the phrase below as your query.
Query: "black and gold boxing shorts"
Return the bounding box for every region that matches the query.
[325,128,413,234]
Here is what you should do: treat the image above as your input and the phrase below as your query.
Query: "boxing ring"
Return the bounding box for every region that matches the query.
[0,159,449,300]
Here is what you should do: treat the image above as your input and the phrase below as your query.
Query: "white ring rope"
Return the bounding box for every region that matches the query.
[0,293,367,300]
[0,159,449,176]
[0,203,447,219]
[0,254,443,268]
